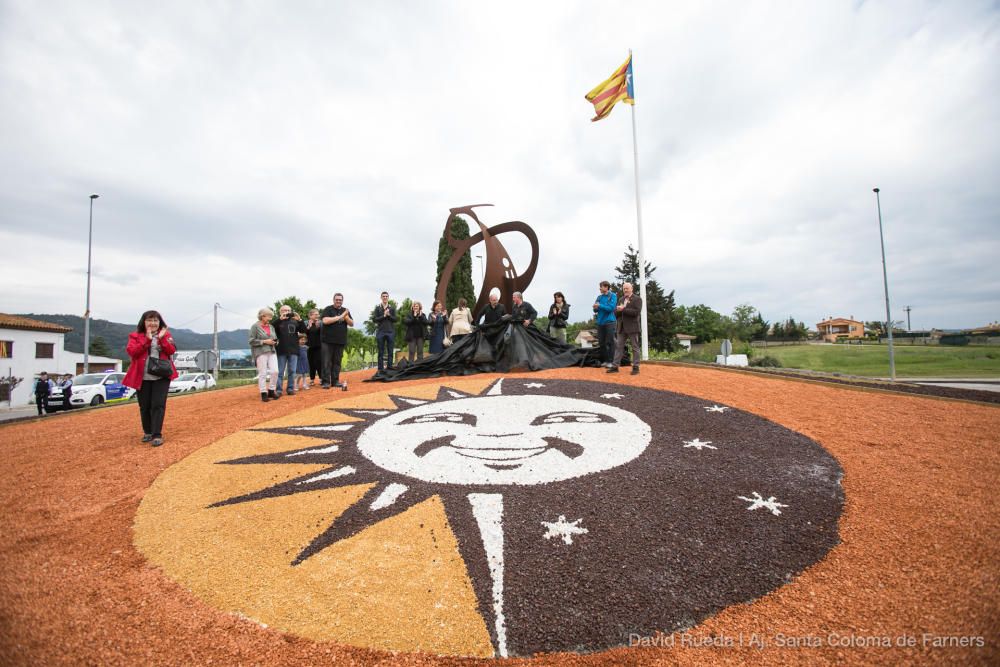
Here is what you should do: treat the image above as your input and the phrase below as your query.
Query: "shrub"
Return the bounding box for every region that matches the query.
[750,356,781,368]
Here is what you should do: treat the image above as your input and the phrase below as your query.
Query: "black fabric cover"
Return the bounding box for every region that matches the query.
[367,320,602,382]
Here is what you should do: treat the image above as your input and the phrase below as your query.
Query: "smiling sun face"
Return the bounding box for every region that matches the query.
[358,394,651,485]
[134,377,844,658]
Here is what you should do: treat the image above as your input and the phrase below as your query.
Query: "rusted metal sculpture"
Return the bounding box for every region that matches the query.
[435,204,539,319]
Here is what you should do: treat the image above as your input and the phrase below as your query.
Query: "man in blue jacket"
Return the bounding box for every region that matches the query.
[593,281,617,367]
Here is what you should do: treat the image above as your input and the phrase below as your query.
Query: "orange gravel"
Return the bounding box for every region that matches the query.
[0,364,997,666]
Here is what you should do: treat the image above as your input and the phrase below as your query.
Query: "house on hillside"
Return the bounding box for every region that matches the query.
[675,333,696,350]
[0,313,121,407]
[815,316,864,343]
[575,330,598,348]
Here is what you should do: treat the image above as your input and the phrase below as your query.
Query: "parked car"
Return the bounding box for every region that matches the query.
[169,372,216,394]
[61,372,134,408]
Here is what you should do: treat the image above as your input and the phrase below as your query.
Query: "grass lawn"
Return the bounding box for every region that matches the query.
[756,343,1000,378]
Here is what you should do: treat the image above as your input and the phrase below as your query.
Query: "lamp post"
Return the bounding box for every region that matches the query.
[83,194,99,373]
[475,254,484,283]
[873,188,895,380]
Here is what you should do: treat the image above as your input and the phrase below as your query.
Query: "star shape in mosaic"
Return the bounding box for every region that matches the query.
[600,393,624,399]
[524,382,546,388]
[737,492,789,516]
[704,405,730,413]
[683,438,716,451]
[541,515,589,545]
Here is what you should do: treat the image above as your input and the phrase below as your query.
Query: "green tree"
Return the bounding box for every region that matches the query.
[435,215,476,311]
[612,245,680,352]
[272,296,318,320]
[749,313,770,341]
[679,304,723,344]
[730,303,758,342]
[346,328,377,365]
[395,298,414,343]
[776,317,808,341]
[89,336,111,357]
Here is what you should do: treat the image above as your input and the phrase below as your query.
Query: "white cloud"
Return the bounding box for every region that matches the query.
[1,0,997,332]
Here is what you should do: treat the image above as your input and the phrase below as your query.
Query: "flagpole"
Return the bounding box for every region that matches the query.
[628,52,649,361]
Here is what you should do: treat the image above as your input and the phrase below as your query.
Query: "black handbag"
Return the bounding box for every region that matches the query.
[146,355,173,379]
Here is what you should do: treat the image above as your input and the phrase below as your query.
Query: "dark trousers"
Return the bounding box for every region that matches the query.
[597,322,617,363]
[613,329,641,368]
[307,347,322,382]
[376,332,395,370]
[321,342,345,386]
[36,395,48,415]
[407,338,424,362]
[137,377,170,437]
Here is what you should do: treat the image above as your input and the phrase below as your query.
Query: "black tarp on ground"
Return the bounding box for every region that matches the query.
[366,320,603,382]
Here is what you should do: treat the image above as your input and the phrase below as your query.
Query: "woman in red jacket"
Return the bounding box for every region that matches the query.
[124,310,178,447]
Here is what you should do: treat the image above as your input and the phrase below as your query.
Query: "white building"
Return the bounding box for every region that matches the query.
[575,330,598,348]
[1,314,121,407]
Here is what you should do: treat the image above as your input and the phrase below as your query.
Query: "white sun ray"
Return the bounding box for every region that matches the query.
[469,492,508,658]
[285,445,340,457]
[446,390,466,399]
[296,466,357,485]
[487,379,504,396]
[369,482,409,511]
[399,398,429,406]
[352,409,391,415]
[289,424,355,432]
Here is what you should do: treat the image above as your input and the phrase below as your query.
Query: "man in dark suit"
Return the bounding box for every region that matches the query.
[608,282,643,375]
[373,291,397,371]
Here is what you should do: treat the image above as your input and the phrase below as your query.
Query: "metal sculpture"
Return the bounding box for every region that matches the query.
[435,204,539,319]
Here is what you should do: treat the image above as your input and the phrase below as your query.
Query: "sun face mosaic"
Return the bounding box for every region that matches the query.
[134,377,844,658]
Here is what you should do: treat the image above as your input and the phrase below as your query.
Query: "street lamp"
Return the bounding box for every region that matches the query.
[873,188,895,381]
[84,194,99,373]
[475,254,484,282]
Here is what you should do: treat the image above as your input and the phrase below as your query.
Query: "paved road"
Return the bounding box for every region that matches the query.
[0,405,43,423]
[899,378,1000,394]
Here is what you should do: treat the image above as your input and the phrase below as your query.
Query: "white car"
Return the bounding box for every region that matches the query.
[169,372,217,393]
[64,372,135,407]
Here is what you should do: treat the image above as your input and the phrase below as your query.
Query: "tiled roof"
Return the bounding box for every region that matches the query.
[0,314,73,333]
[816,317,862,326]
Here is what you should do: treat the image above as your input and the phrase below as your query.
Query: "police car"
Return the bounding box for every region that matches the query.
[60,372,135,408]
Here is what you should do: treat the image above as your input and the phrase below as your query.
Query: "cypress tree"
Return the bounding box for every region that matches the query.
[435,215,476,311]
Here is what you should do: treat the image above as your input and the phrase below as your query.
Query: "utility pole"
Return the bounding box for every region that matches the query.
[213,303,220,381]
[83,194,99,373]
[904,305,912,331]
[874,188,895,380]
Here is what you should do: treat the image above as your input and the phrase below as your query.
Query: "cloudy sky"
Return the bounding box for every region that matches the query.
[1,0,997,334]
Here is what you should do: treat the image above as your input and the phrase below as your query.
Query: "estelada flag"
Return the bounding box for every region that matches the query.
[585,54,635,122]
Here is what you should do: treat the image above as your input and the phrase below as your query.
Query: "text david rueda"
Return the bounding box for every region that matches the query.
[628,632,986,650]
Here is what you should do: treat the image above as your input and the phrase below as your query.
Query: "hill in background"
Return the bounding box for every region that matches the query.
[17,314,250,361]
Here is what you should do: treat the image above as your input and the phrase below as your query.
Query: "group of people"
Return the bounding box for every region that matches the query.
[32,371,73,416]
[249,280,641,381]
[116,280,642,446]
[249,295,353,401]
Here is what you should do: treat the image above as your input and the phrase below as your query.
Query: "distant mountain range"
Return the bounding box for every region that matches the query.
[17,314,250,361]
